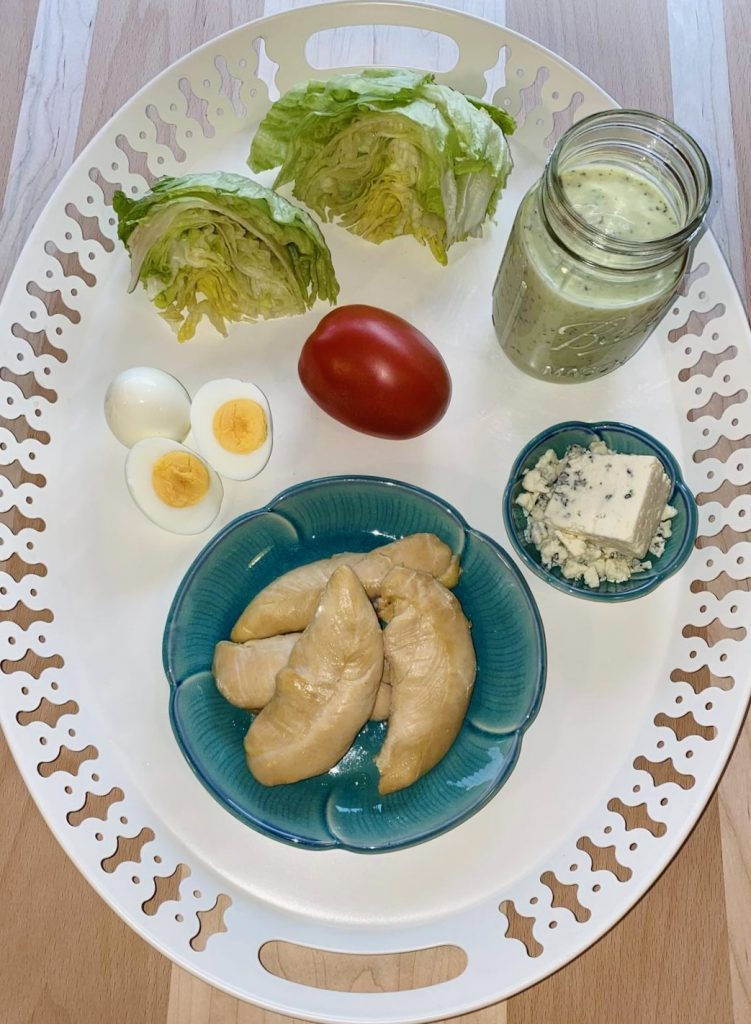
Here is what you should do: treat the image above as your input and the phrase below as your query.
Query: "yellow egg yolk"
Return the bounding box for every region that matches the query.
[212,399,267,454]
[152,451,210,508]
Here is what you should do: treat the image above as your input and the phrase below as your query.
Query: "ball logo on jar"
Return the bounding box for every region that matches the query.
[552,306,665,355]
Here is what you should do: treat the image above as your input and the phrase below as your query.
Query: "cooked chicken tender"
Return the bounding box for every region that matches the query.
[244,565,383,785]
[214,636,392,719]
[231,553,354,641]
[231,533,459,641]
[354,534,461,596]
[375,567,476,795]
[213,635,300,709]
[371,663,391,721]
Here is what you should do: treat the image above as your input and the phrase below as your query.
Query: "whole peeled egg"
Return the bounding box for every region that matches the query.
[105,367,191,447]
[190,379,273,481]
[125,438,223,534]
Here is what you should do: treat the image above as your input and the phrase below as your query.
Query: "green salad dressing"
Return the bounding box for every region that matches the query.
[493,162,687,381]
[561,165,679,240]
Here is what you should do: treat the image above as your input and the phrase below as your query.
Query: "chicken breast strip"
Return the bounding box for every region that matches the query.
[213,636,392,719]
[375,567,476,795]
[213,634,299,710]
[245,565,383,786]
[231,533,460,641]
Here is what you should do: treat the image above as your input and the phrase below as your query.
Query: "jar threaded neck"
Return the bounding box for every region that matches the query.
[540,109,711,271]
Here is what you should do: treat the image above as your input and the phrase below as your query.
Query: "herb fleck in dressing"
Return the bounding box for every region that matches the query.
[561,165,679,240]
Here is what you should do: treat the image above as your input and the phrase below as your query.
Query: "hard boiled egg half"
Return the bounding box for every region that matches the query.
[126,438,223,534]
[190,379,273,481]
[104,367,191,447]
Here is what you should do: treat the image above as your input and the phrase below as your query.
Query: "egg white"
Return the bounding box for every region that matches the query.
[125,437,223,535]
[105,366,191,448]
[190,379,273,481]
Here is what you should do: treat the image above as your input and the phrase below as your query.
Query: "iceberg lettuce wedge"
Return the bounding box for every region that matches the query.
[248,69,514,264]
[114,172,339,341]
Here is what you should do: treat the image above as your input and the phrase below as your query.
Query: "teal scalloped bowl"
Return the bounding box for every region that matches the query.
[503,421,698,601]
[164,476,547,852]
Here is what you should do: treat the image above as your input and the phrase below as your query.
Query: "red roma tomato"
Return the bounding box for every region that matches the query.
[298,305,452,440]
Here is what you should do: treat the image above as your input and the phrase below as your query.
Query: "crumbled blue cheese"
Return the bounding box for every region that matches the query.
[516,441,676,588]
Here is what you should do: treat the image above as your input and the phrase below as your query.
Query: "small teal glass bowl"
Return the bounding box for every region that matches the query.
[503,421,698,601]
[164,475,546,852]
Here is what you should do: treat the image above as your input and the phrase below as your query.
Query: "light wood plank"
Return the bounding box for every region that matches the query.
[503,2,735,1021]
[508,796,735,1024]
[77,0,264,144]
[0,0,39,204]
[713,4,751,1020]
[0,0,97,295]
[0,4,261,1023]
[0,736,172,1024]
[164,3,510,1018]
[719,728,751,1024]
[168,963,508,1024]
[262,0,506,82]
[723,0,751,307]
[667,0,746,298]
[506,0,673,114]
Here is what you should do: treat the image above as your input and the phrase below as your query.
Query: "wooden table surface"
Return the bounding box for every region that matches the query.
[1,1,749,1022]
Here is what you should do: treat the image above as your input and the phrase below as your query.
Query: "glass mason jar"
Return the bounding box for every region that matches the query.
[492,110,712,382]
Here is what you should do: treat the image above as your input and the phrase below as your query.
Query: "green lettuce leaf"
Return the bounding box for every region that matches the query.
[466,95,516,136]
[114,172,339,341]
[248,69,514,265]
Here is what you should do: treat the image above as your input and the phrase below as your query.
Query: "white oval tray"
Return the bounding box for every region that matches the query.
[1,2,749,1021]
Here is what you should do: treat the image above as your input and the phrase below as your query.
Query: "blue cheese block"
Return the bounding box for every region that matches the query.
[543,450,671,559]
